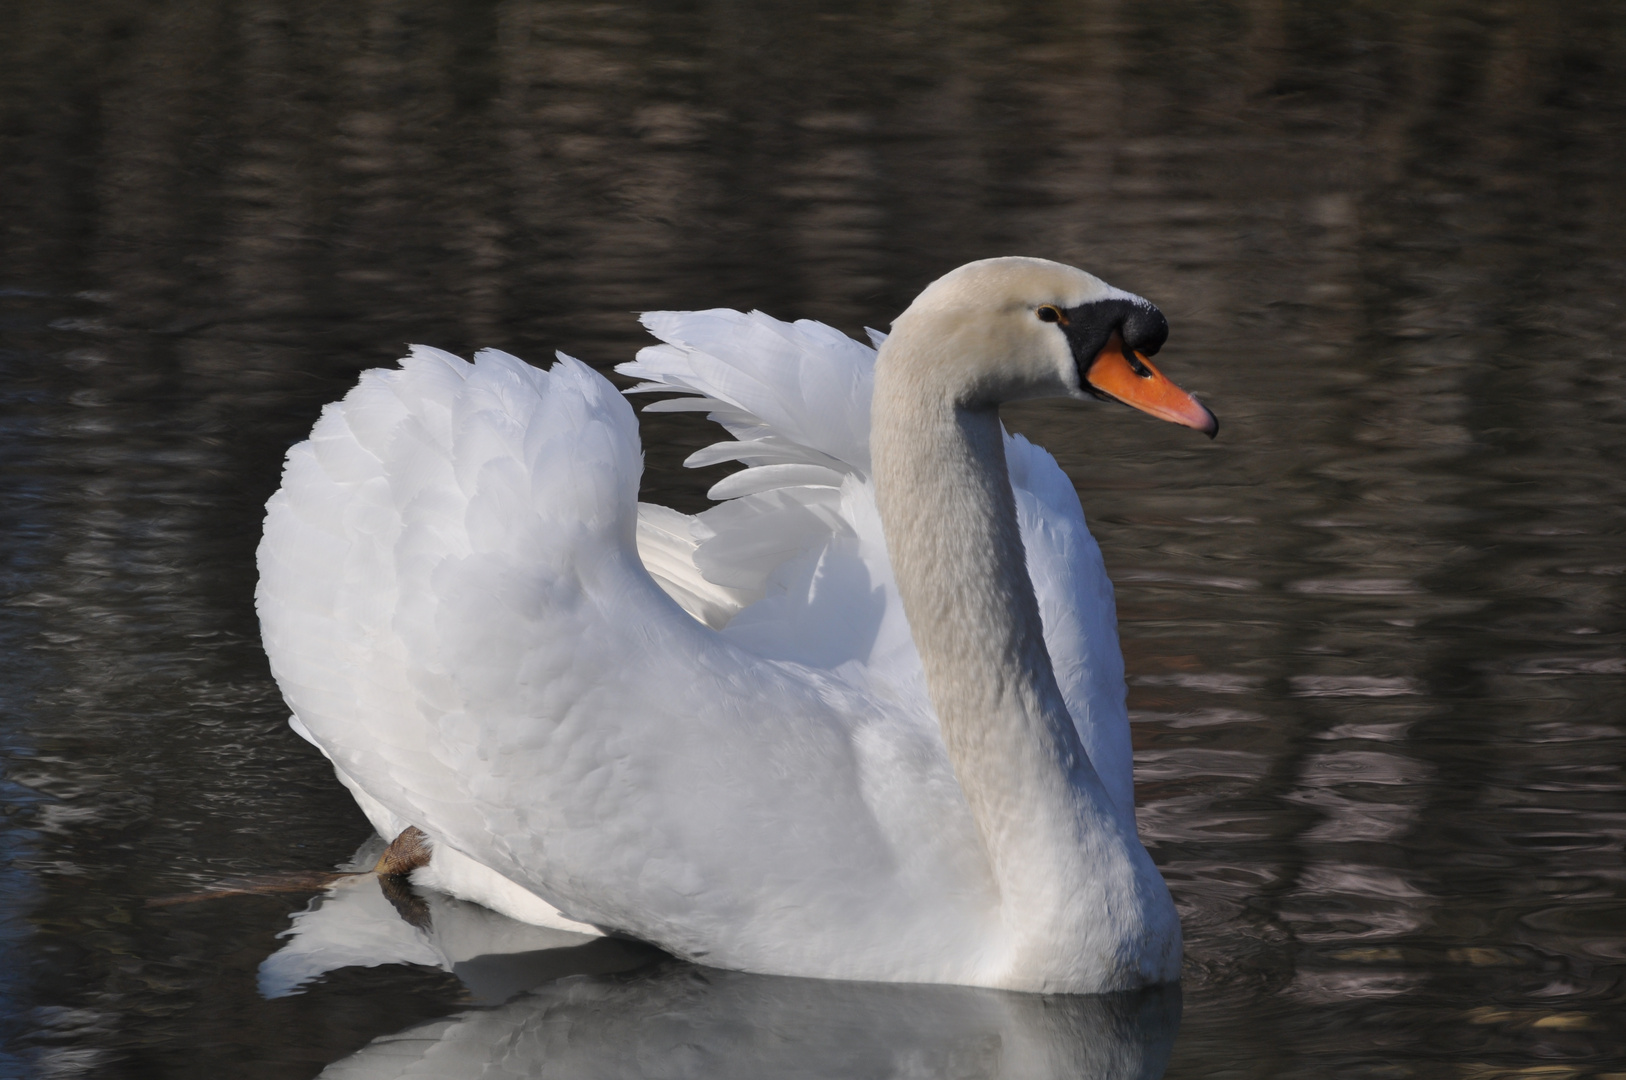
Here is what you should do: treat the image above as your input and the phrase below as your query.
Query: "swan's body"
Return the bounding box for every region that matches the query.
[257,257,1214,993]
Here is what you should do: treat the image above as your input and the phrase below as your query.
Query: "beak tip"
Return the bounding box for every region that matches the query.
[1195,401,1219,439]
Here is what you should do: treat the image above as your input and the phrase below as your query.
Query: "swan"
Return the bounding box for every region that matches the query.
[256,256,1217,994]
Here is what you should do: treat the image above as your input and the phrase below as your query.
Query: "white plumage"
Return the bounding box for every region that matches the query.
[257,257,1198,993]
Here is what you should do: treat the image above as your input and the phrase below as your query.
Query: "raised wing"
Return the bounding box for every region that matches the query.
[256,346,990,981]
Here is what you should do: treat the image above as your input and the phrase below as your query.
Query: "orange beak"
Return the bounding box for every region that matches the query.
[1084,333,1218,438]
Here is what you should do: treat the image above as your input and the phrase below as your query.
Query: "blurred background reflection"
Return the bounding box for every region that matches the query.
[1,0,1623,1076]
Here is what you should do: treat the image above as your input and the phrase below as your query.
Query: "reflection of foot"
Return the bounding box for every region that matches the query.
[376,872,432,929]
[373,826,432,876]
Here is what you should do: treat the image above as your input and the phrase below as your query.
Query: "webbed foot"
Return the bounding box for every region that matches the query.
[373,825,432,876]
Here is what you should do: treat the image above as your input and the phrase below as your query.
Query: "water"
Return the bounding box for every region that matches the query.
[2,1,1624,1075]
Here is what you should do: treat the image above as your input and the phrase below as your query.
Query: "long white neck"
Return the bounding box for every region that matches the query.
[871,330,1180,990]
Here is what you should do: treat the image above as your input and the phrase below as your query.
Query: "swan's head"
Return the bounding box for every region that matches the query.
[886,256,1217,437]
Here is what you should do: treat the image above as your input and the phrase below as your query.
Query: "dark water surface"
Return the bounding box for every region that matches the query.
[3,1,1625,1076]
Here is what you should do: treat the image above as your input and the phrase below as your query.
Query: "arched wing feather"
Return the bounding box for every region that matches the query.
[257,347,990,980]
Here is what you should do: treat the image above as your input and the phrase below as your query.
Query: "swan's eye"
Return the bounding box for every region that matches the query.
[1036,305,1065,324]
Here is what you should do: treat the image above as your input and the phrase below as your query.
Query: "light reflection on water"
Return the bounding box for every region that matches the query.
[316,964,1180,1080]
[2,0,1624,1076]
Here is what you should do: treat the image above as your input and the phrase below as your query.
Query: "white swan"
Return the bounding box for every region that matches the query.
[256,256,1217,994]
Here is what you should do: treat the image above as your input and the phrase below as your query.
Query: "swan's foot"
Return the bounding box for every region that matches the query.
[373,825,433,876]
[372,827,433,928]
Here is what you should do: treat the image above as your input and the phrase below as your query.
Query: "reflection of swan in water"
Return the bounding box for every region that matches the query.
[259,257,1217,992]
[317,964,1180,1080]
[259,838,657,1004]
[267,845,1181,1079]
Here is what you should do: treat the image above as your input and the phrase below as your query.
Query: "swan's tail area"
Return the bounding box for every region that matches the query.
[256,346,643,835]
